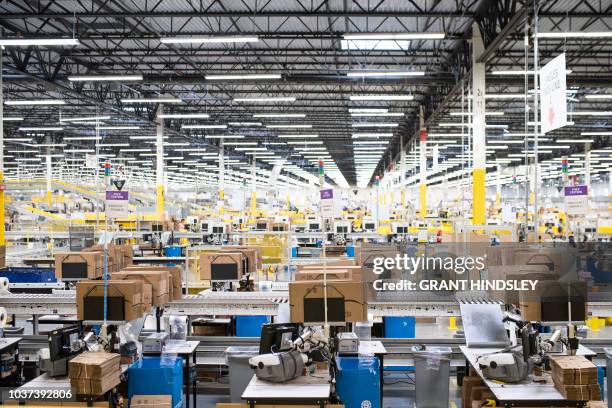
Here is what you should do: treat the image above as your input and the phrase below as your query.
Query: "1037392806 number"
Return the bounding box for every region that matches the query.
[5,388,73,401]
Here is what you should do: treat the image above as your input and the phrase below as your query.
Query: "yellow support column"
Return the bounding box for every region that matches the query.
[472,23,486,225]
[155,104,165,221]
[419,108,427,219]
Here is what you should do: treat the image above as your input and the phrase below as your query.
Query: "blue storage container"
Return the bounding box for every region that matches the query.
[128,357,183,408]
[0,267,56,283]
[384,316,416,338]
[336,356,380,408]
[346,246,355,258]
[235,315,270,337]
[164,246,183,257]
[291,247,298,257]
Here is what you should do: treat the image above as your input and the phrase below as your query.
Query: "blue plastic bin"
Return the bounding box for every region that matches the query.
[336,356,380,408]
[0,267,56,283]
[384,316,416,338]
[291,247,298,257]
[346,246,355,257]
[164,246,183,257]
[235,315,270,337]
[128,357,183,408]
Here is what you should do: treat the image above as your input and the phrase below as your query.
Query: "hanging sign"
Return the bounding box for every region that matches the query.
[540,53,567,134]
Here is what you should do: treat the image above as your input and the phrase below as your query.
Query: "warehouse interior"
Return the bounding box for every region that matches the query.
[0,0,611,407]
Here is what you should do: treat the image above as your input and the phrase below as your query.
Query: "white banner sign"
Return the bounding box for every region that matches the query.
[105,190,129,218]
[320,188,334,218]
[540,53,567,134]
[85,154,97,169]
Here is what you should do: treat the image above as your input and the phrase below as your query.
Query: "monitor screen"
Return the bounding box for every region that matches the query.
[309,223,319,230]
[212,226,224,234]
[256,223,267,230]
[211,263,239,280]
[337,226,348,234]
[365,223,375,230]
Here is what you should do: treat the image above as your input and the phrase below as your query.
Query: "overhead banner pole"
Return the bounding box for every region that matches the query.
[155,104,165,221]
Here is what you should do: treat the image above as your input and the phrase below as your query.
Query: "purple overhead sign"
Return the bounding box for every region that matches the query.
[106,191,129,200]
[320,189,333,199]
[564,185,587,196]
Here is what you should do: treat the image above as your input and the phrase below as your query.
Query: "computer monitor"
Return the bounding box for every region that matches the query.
[256,223,268,231]
[364,222,376,231]
[336,226,348,234]
[259,323,300,354]
[212,226,224,234]
[49,325,81,361]
[309,223,320,231]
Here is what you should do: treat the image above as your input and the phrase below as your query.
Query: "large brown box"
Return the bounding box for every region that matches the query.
[55,252,103,280]
[76,280,144,321]
[288,280,367,323]
[123,265,182,300]
[550,355,598,385]
[131,395,172,408]
[111,270,169,306]
[200,252,244,281]
[518,281,587,322]
[68,352,120,380]
[461,376,485,408]
[219,247,260,273]
[83,245,121,272]
[70,371,121,395]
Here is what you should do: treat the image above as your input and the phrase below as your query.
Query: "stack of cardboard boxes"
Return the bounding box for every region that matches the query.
[0,245,6,268]
[68,352,121,395]
[199,246,262,281]
[55,244,134,280]
[130,395,172,408]
[550,355,601,401]
[289,258,369,324]
[75,265,182,321]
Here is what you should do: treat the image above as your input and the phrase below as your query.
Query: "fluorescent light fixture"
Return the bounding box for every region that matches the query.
[225,142,258,146]
[233,97,296,103]
[64,149,95,153]
[343,33,445,40]
[121,149,151,152]
[349,108,388,113]
[19,127,63,131]
[158,113,210,119]
[205,135,244,139]
[130,136,168,140]
[488,140,524,144]
[538,32,612,38]
[585,95,612,100]
[351,123,398,127]
[5,138,31,142]
[287,141,323,145]
[350,95,413,101]
[352,133,393,138]
[205,74,280,80]
[228,122,262,126]
[60,116,111,122]
[68,75,143,81]
[98,126,140,130]
[347,71,425,77]
[98,143,130,147]
[266,124,312,129]
[235,147,268,151]
[253,113,305,118]
[121,97,182,103]
[5,99,65,106]
[182,124,227,129]
[556,139,594,143]
[450,111,504,116]
[351,112,404,117]
[277,134,318,138]
[491,69,572,75]
[2,117,24,121]
[353,140,389,145]
[0,38,80,47]
[160,35,259,44]
[571,111,612,116]
[582,131,612,136]
[63,136,100,141]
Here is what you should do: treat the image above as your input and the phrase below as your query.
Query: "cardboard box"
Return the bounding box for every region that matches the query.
[68,352,120,380]
[288,280,367,323]
[130,395,172,408]
[111,270,169,306]
[553,382,601,400]
[518,281,587,322]
[550,355,598,385]
[294,270,353,282]
[123,265,182,300]
[70,371,120,395]
[461,376,485,408]
[54,252,103,280]
[220,247,260,273]
[76,280,144,321]
[200,252,244,281]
